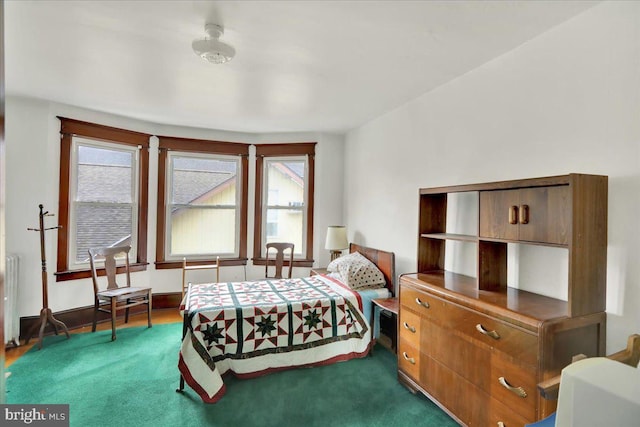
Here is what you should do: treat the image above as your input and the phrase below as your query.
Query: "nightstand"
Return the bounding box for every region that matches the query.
[370,297,399,356]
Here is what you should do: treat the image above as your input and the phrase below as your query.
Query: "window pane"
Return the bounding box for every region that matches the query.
[77,145,133,203]
[75,204,133,263]
[266,161,305,206]
[265,208,303,254]
[170,208,236,255]
[171,157,237,206]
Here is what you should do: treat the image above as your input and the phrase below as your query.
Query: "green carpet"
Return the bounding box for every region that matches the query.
[6,323,457,427]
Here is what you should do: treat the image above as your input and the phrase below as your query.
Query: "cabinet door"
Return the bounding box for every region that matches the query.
[479,189,520,240]
[518,186,569,245]
[480,186,569,245]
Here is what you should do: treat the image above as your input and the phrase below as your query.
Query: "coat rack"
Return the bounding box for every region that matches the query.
[25,204,70,349]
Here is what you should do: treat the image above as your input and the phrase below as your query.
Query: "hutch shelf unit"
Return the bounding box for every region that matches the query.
[398,173,608,427]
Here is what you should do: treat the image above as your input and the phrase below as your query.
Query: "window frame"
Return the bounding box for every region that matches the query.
[69,137,141,268]
[56,117,150,281]
[164,151,241,261]
[155,136,250,269]
[253,143,316,267]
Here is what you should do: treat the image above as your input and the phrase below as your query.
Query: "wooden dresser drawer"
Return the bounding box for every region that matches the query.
[429,317,491,382]
[438,302,538,365]
[427,318,538,420]
[421,354,536,427]
[398,339,420,382]
[398,308,421,348]
[489,351,538,420]
[420,352,510,426]
[401,283,538,364]
[399,285,446,320]
[484,394,533,427]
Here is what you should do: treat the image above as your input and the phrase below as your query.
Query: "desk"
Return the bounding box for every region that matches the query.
[370,297,398,356]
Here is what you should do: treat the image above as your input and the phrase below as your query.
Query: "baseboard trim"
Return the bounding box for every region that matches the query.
[18,292,182,341]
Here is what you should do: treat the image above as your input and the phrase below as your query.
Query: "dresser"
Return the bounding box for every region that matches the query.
[398,174,608,426]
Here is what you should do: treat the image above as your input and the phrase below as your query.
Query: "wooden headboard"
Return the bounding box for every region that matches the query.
[349,243,396,295]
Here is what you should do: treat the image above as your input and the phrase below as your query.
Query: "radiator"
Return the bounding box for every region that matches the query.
[4,254,19,346]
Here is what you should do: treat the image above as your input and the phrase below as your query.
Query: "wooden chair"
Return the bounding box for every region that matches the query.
[88,245,152,341]
[529,334,640,427]
[182,256,220,300]
[537,333,640,400]
[265,242,294,279]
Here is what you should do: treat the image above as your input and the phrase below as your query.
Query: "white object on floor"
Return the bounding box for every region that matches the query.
[554,357,640,426]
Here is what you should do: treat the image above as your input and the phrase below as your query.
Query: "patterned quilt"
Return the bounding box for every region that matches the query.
[178,274,371,403]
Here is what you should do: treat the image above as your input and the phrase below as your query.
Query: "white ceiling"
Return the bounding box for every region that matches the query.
[5,1,598,134]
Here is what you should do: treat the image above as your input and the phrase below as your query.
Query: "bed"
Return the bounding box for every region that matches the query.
[177,243,396,403]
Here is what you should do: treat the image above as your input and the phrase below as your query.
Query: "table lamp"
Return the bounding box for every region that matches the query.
[325,226,348,261]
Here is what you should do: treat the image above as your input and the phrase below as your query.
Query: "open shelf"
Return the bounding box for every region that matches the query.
[478,236,568,249]
[421,233,478,242]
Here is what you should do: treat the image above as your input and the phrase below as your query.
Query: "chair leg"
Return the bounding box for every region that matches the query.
[147,291,152,329]
[110,298,117,341]
[125,299,130,324]
[92,300,98,333]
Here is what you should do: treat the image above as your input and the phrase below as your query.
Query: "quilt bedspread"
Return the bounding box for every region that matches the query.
[178,275,371,403]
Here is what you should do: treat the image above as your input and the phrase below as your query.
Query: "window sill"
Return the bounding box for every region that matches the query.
[155,258,248,269]
[55,262,149,282]
[252,258,314,268]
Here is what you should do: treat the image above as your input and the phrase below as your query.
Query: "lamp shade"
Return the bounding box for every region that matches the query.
[325,226,348,251]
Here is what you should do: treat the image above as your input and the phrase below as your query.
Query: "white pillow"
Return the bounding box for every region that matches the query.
[327,251,385,290]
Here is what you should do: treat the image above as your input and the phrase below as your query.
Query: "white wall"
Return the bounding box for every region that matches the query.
[344,1,640,351]
[5,98,344,318]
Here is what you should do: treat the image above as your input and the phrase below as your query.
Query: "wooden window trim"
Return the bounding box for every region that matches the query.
[252,142,316,266]
[55,117,151,281]
[155,136,250,268]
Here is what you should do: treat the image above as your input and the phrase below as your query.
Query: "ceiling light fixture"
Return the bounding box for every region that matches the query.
[192,23,235,64]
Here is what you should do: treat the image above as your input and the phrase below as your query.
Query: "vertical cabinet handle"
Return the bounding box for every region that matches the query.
[476,323,500,340]
[498,376,527,398]
[508,205,518,224]
[402,352,416,365]
[519,204,529,224]
[415,297,430,308]
[403,322,416,333]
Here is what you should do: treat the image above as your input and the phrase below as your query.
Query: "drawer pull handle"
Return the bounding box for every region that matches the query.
[497,423,505,427]
[415,297,430,308]
[508,205,518,224]
[476,323,500,340]
[519,204,530,224]
[498,376,527,398]
[403,322,416,333]
[402,352,416,365]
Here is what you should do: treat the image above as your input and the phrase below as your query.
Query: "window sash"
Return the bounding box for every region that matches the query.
[68,137,140,270]
[261,156,308,258]
[164,151,242,260]
[155,136,250,268]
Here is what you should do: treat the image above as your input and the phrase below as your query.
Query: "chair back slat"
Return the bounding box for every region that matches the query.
[265,242,295,279]
[88,245,132,291]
